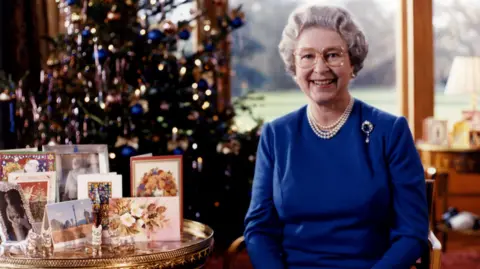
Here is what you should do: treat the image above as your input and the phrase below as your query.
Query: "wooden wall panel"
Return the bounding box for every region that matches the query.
[398,0,435,140]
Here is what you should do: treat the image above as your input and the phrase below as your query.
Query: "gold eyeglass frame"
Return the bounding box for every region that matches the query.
[293,46,346,69]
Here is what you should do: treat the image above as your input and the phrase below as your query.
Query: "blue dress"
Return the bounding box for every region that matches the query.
[244,99,429,269]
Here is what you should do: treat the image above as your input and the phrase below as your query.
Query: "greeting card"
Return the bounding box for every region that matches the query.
[8,171,56,223]
[0,152,55,181]
[108,197,181,242]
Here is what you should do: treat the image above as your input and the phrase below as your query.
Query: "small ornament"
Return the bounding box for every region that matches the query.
[121,146,137,157]
[93,48,108,63]
[160,20,177,35]
[41,231,53,257]
[147,29,165,42]
[178,29,191,40]
[65,0,77,6]
[130,103,144,115]
[197,79,209,90]
[229,9,245,29]
[25,229,42,257]
[115,136,139,150]
[361,120,374,143]
[92,225,102,246]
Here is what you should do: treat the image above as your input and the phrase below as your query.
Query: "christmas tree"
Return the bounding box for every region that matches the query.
[13,0,262,250]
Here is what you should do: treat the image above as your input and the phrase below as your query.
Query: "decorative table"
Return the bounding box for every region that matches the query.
[0,219,213,268]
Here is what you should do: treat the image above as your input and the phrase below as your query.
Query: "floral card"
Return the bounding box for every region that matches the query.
[77,174,122,232]
[8,171,56,224]
[45,199,93,249]
[130,155,182,198]
[0,152,56,181]
[108,197,181,242]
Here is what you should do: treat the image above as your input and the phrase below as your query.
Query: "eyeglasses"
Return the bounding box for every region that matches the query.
[293,46,345,69]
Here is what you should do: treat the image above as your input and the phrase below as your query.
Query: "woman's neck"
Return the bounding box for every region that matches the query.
[309,93,352,127]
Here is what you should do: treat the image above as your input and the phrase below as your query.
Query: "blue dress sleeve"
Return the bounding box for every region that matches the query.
[372,117,429,268]
[244,123,285,268]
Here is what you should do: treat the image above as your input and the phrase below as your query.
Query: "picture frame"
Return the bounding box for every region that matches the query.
[0,152,56,181]
[0,182,35,242]
[45,199,93,249]
[42,144,109,202]
[8,171,56,224]
[130,155,183,229]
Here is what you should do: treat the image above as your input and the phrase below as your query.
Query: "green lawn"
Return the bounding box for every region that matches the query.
[233,86,471,131]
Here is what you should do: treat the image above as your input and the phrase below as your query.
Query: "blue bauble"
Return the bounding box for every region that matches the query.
[178,29,191,40]
[66,0,77,6]
[81,29,90,37]
[231,17,244,28]
[121,146,136,157]
[204,43,214,52]
[147,29,165,42]
[130,103,143,115]
[197,79,208,89]
[173,147,184,155]
[93,48,108,62]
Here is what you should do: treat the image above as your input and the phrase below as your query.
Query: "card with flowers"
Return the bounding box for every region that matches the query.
[130,156,182,198]
[108,197,181,242]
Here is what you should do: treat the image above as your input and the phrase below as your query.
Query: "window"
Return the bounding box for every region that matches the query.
[230,0,398,130]
[433,0,478,124]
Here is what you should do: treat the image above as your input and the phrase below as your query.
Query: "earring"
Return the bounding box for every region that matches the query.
[351,73,356,78]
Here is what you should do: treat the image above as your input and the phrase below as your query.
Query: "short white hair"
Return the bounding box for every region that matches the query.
[278,4,369,76]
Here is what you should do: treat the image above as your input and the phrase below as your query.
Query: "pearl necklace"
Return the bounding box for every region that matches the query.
[307,98,354,139]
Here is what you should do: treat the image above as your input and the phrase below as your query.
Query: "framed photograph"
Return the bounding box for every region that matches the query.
[0,152,56,181]
[45,199,93,249]
[43,144,109,202]
[108,197,181,242]
[77,173,122,234]
[8,172,56,223]
[0,182,35,242]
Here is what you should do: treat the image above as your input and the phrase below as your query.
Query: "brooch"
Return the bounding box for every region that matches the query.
[361,121,374,143]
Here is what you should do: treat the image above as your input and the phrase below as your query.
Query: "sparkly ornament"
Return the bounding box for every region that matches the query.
[66,0,77,6]
[173,147,184,155]
[81,29,90,37]
[130,103,143,115]
[115,136,139,150]
[204,43,214,52]
[93,48,108,63]
[121,146,136,157]
[197,79,209,90]
[230,17,244,28]
[147,29,165,42]
[160,20,177,35]
[229,9,245,29]
[178,29,191,40]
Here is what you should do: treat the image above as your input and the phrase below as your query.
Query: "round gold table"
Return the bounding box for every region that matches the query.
[0,219,213,269]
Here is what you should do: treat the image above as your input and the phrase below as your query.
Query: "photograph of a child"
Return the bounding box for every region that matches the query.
[0,189,33,241]
[60,154,100,202]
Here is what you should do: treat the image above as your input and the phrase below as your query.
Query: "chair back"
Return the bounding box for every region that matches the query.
[425,179,435,228]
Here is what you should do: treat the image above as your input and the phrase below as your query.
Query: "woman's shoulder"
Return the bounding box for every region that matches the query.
[267,105,306,130]
[356,99,406,132]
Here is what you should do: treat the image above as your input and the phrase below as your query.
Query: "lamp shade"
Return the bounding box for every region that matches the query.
[445,56,480,95]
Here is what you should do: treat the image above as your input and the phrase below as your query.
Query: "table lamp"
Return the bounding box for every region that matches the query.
[445,56,480,111]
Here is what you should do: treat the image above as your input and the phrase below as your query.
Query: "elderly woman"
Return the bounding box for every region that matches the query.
[244,4,429,269]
